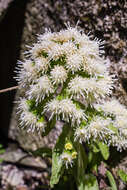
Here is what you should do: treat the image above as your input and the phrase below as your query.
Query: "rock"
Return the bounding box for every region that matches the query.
[0,0,13,20]
[0,163,49,190]
[2,165,24,187]
[0,144,47,169]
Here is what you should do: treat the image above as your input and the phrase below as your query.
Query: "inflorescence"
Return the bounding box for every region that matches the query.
[16,26,127,167]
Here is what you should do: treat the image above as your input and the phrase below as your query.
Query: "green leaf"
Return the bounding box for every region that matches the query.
[83,174,99,190]
[0,144,5,154]
[77,144,88,190]
[31,147,52,157]
[78,144,88,170]
[0,144,5,163]
[0,158,4,163]
[92,144,100,153]
[87,147,101,173]
[117,169,127,183]
[106,170,117,190]
[88,151,93,164]
[97,141,109,160]
[0,149,5,154]
[107,124,118,135]
[50,124,70,188]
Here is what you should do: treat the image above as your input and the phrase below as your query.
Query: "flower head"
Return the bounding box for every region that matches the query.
[17,98,46,133]
[50,65,67,84]
[60,152,73,168]
[45,98,86,125]
[16,26,127,152]
[60,150,77,168]
[75,116,114,144]
[65,142,73,150]
[27,75,54,103]
[94,99,127,117]
[71,151,77,159]
[66,54,83,73]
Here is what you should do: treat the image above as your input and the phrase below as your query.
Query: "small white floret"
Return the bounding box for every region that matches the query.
[30,41,55,59]
[83,56,107,76]
[66,54,83,72]
[111,135,127,151]
[27,75,54,103]
[94,99,127,117]
[48,41,77,60]
[16,60,38,87]
[18,99,46,133]
[34,57,49,73]
[50,65,67,84]
[52,27,81,43]
[60,152,73,168]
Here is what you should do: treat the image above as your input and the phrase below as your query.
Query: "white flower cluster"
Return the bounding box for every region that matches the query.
[17,98,46,133]
[44,98,86,125]
[75,116,113,143]
[27,75,54,103]
[95,99,127,117]
[16,26,127,152]
[95,100,127,135]
[76,99,127,151]
[68,75,113,101]
[16,58,49,87]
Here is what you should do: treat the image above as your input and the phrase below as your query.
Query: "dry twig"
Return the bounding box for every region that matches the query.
[0,86,19,94]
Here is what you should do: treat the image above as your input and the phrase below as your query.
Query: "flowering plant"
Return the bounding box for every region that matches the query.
[16,26,127,189]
